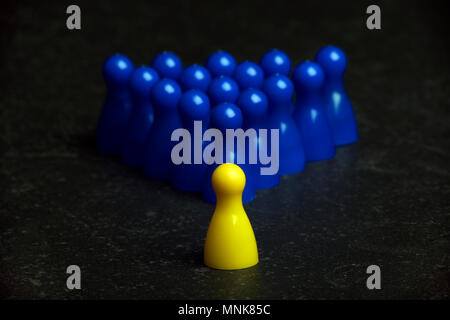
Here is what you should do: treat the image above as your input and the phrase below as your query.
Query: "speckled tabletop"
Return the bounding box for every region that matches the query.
[1,0,449,299]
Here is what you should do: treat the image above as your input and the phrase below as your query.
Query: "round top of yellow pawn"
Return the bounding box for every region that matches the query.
[212,163,246,196]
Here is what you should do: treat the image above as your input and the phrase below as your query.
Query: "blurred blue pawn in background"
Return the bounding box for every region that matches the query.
[206,50,237,77]
[263,74,305,175]
[315,45,358,146]
[179,64,212,92]
[292,61,336,162]
[259,49,291,76]
[121,66,159,166]
[207,76,240,106]
[97,54,134,154]
[202,103,256,204]
[151,51,183,80]
[142,78,182,180]
[233,61,264,90]
[238,88,280,190]
[171,90,211,191]
[260,49,295,112]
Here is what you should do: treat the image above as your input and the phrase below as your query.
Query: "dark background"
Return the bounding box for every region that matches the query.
[0,0,449,299]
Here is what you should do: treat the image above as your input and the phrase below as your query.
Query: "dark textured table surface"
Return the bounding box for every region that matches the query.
[1,0,449,299]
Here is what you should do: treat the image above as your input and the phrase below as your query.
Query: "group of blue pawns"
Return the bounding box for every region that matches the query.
[96,46,358,204]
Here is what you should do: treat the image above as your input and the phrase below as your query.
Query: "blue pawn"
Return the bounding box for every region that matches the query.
[292,61,336,162]
[315,45,358,146]
[97,54,134,154]
[142,78,183,180]
[260,49,291,76]
[233,61,264,90]
[260,49,295,112]
[207,76,240,106]
[171,90,211,191]
[238,88,280,189]
[151,51,183,80]
[179,64,212,91]
[121,66,159,166]
[263,74,305,175]
[206,51,237,77]
[202,103,255,204]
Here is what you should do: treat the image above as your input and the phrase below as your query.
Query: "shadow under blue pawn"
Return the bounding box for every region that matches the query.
[202,103,255,204]
[315,45,358,146]
[97,54,134,154]
[122,66,159,166]
[142,78,183,180]
[171,90,211,192]
[237,88,280,190]
[263,74,306,175]
[293,61,336,162]
[179,64,212,92]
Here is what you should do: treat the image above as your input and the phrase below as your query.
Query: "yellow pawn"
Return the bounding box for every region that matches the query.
[204,163,259,270]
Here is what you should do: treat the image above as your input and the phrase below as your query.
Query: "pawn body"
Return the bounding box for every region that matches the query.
[204,163,259,270]
[237,88,279,189]
[202,103,255,204]
[97,54,134,154]
[293,61,335,162]
[263,74,305,175]
[258,49,295,113]
[122,66,159,166]
[171,90,211,191]
[142,78,183,180]
[315,45,358,146]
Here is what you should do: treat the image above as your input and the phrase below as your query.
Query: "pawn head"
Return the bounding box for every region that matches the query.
[179,64,212,91]
[212,163,246,196]
[260,49,291,76]
[103,54,134,87]
[292,61,325,90]
[237,88,268,121]
[207,76,240,106]
[151,51,183,80]
[263,73,294,103]
[315,45,347,76]
[211,102,243,131]
[233,61,264,90]
[206,51,237,77]
[150,78,182,111]
[129,66,159,97]
[179,89,211,126]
